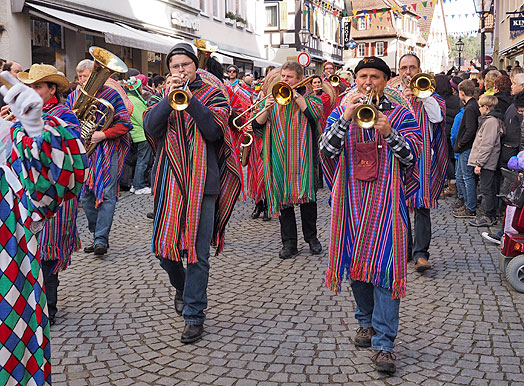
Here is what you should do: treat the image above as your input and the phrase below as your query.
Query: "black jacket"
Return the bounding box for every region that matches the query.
[443,93,462,137]
[454,97,480,153]
[494,91,512,117]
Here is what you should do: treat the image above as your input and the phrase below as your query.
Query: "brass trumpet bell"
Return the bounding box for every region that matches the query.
[168,89,190,111]
[329,74,340,87]
[410,73,435,98]
[352,86,379,129]
[272,82,293,105]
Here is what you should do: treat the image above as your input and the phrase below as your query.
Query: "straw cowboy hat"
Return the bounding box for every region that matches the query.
[17,64,70,93]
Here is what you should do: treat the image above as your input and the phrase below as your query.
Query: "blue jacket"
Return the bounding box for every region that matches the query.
[450,107,464,160]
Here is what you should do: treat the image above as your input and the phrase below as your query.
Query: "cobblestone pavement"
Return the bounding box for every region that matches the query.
[50,186,524,386]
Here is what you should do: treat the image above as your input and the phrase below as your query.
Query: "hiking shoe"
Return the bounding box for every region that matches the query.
[371,350,397,374]
[83,244,95,253]
[469,215,494,227]
[481,231,501,245]
[452,206,476,218]
[279,247,299,260]
[354,326,375,348]
[452,198,465,210]
[414,257,432,272]
[94,243,107,256]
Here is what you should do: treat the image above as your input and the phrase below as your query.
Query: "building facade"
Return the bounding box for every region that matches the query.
[493,0,524,69]
[0,0,275,79]
[263,0,346,74]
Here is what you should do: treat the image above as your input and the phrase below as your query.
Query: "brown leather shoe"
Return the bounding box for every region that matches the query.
[354,326,375,348]
[414,257,432,272]
[371,350,396,374]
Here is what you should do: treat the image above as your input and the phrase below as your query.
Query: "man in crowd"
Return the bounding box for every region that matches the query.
[453,80,481,218]
[323,61,348,103]
[144,42,241,344]
[252,61,322,259]
[66,59,132,256]
[0,71,87,386]
[320,56,422,375]
[17,64,84,326]
[397,54,447,272]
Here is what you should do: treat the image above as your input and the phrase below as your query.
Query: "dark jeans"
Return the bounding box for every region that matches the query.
[42,260,59,320]
[158,194,216,325]
[351,280,400,352]
[407,207,431,261]
[479,168,497,218]
[82,152,119,247]
[133,140,152,189]
[279,201,318,248]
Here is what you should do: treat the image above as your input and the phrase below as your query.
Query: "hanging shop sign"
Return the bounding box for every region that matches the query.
[510,17,524,32]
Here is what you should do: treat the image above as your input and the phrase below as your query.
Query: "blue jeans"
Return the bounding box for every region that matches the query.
[81,152,119,247]
[458,149,477,211]
[455,156,464,200]
[350,280,400,352]
[133,140,152,189]
[159,194,216,325]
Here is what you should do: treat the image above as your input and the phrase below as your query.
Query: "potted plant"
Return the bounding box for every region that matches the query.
[236,15,247,28]
[225,11,236,25]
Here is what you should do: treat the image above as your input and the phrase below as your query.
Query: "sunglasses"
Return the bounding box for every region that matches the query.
[228,69,238,73]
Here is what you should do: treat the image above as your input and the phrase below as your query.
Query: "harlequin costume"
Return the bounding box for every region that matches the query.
[0,82,87,385]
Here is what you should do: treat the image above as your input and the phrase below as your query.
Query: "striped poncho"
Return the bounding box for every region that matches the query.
[321,104,422,299]
[256,94,322,216]
[38,99,83,273]
[0,116,88,386]
[408,94,448,209]
[246,134,265,202]
[151,77,241,263]
[66,86,132,206]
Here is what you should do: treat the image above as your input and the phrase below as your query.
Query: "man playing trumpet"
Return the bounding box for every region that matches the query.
[252,61,323,260]
[397,54,447,273]
[321,56,422,374]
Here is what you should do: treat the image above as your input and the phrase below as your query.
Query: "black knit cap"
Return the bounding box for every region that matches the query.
[166,43,199,69]
[354,56,391,80]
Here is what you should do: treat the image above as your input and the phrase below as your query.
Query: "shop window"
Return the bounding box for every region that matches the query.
[266,3,279,29]
[376,41,384,56]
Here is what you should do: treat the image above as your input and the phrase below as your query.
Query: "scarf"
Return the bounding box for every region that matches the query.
[321,103,422,298]
[260,94,322,216]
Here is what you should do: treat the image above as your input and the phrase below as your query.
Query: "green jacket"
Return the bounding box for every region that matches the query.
[128,93,147,143]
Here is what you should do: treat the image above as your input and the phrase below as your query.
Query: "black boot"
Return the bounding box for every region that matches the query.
[251,201,263,219]
[262,200,271,221]
[42,261,59,325]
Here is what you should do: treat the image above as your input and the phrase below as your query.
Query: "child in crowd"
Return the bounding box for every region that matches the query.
[468,95,504,226]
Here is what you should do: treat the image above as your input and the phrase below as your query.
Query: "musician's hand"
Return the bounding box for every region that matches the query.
[375,112,392,137]
[474,165,481,175]
[293,90,307,111]
[0,105,11,120]
[342,92,364,121]
[91,131,106,144]
[265,94,276,107]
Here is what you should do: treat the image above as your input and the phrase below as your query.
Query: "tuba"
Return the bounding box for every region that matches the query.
[73,46,128,155]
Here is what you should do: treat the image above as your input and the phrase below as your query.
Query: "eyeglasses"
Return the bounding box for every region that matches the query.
[170,62,194,71]
[399,65,419,72]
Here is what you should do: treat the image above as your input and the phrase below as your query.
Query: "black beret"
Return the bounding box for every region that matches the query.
[166,43,199,70]
[354,56,391,80]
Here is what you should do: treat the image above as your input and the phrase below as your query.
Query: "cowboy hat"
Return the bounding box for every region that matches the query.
[17,64,70,93]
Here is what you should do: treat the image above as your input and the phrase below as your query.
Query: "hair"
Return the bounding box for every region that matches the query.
[2,61,17,72]
[227,64,239,72]
[458,79,476,97]
[238,71,245,79]
[435,74,453,97]
[152,75,165,88]
[514,73,524,86]
[265,66,275,76]
[127,68,140,77]
[514,90,524,108]
[281,61,303,78]
[481,68,490,79]
[323,61,334,71]
[76,59,94,73]
[484,70,501,91]
[510,66,524,80]
[398,53,421,68]
[494,75,512,94]
[205,56,225,81]
[478,95,498,111]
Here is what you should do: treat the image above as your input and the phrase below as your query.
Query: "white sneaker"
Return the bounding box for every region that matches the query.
[481,231,501,245]
[130,186,135,193]
[134,187,151,195]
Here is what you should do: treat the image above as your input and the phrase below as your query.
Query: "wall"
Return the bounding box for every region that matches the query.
[0,1,32,68]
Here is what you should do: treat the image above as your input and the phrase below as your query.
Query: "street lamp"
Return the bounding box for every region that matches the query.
[456,38,465,70]
[299,28,310,51]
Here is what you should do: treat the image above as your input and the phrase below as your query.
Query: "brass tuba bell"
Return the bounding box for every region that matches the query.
[353,86,380,129]
[410,73,436,98]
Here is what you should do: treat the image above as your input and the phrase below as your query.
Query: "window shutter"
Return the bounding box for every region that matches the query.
[384,41,388,56]
[365,43,369,56]
[371,43,375,56]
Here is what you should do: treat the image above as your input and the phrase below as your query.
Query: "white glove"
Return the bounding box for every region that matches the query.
[0,71,44,137]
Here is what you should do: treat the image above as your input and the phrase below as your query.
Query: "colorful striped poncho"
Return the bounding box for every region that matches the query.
[0,116,88,386]
[246,134,265,202]
[256,94,322,216]
[38,100,83,273]
[66,86,132,206]
[321,103,422,299]
[151,76,241,263]
[408,93,448,209]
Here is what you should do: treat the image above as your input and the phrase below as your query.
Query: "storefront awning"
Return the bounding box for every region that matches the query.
[219,49,280,69]
[499,39,524,57]
[27,3,183,54]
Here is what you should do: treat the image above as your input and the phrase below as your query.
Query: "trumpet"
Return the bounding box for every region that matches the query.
[239,131,253,167]
[410,73,435,98]
[329,74,340,87]
[168,79,191,111]
[232,75,315,131]
[353,86,380,129]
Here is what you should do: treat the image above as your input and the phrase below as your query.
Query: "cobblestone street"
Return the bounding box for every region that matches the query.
[50,187,524,386]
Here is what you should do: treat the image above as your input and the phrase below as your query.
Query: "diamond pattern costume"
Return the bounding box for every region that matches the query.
[0,116,88,386]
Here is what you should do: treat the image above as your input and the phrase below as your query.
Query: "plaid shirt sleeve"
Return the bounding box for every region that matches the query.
[320,116,350,158]
[384,127,415,167]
